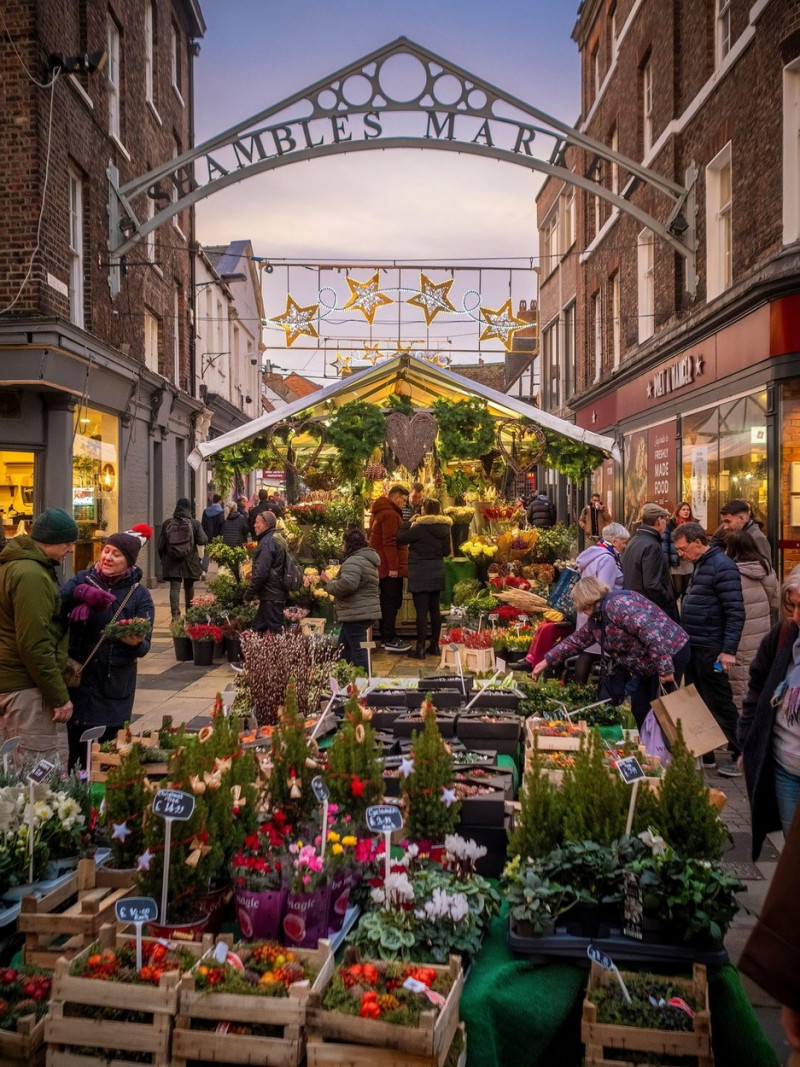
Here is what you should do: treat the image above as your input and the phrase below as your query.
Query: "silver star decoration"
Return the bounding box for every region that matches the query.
[478,299,527,350]
[646,382,653,398]
[112,821,131,843]
[694,354,704,376]
[441,787,456,808]
[136,849,154,871]
[400,756,415,779]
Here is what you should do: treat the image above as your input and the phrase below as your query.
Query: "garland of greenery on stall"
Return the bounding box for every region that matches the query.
[326,400,387,481]
[431,397,495,460]
[210,436,271,493]
[539,428,607,482]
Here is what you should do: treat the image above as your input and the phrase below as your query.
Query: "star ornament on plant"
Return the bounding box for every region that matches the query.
[441,787,457,808]
[406,273,457,325]
[343,271,393,324]
[399,756,415,779]
[136,849,154,872]
[111,821,131,843]
[270,295,320,347]
[350,776,366,798]
[478,299,528,351]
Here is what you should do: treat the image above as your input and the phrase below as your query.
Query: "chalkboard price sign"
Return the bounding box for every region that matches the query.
[152,789,195,821]
[115,897,158,924]
[311,776,330,803]
[366,804,404,833]
[616,756,645,785]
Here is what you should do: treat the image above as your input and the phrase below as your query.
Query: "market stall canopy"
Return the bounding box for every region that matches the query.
[188,354,620,468]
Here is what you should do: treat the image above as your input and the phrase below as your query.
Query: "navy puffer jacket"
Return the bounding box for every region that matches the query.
[679,544,745,655]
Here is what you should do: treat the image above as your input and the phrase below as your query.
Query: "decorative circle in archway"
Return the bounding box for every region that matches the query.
[433,74,463,107]
[378,53,427,103]
[343,74,373,107]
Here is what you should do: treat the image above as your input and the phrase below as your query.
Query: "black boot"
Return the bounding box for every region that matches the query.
[426,643,440,656]
[407,643,426,660]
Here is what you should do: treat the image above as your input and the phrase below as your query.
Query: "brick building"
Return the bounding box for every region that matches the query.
[0,0,205,580]
[541,0,800,572]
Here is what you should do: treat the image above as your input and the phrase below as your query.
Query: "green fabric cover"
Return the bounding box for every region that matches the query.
[496,753,519,794]
[597,725,624,742]
[443,557,477,608]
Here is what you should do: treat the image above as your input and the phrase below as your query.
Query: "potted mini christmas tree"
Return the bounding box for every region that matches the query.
[324,687,383,826]
[102,742,158,882]
[268,677,318,828]
[403,695,461,845]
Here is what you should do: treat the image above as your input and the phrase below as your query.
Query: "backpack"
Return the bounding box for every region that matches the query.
[282,551,304,594]
[165,516,194,559]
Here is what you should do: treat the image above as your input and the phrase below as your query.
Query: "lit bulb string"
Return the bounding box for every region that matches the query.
[307,284,509,329]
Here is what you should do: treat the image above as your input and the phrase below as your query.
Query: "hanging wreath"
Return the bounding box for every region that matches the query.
[432,397,495,461]
[540,428,608,481]
[210,436,270,492]
[326,400,387,481]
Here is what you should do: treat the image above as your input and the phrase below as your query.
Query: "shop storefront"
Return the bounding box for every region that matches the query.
[576,294,800,577]
[0,448,35,540]
[72,406,120,571]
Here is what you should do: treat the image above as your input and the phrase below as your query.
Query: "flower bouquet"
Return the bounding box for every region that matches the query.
[443,506,475,524]
[287,503,328,526]
[102,616,152,641]
[458,539,498,563]
[206,539,248,572]
[496,527,539,563]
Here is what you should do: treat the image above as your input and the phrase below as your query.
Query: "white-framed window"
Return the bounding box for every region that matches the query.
[610,271,621,368]
[706,142,732,300]
[642,57,653,157]
[541,208,559,275]
[107,17,120,139]
[783,60,800,245]
[563,301,575,400]
[716,0,732,66]
[592,292,603,382]
[637,229,655,341]
[170,22,184,103]
[543,318,560,410]
[590,43,600,101]
[145,188,155,262]
[144,2,154,105]
[610,125,619,196]
[560,187,576,251]
[173,285,181,384]
[144,309,159,373]
[68,167,84,329]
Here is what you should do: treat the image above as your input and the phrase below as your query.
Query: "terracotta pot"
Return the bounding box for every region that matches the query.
[146,909,210,943]
[173,636,193,661]
[191,640,215,666]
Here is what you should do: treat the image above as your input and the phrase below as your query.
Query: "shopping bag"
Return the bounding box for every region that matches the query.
[650,683,727,757]
[639,709,672,766]
[546,566,579,619]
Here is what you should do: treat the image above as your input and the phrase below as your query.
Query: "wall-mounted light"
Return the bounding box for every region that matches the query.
[101,463,116,492]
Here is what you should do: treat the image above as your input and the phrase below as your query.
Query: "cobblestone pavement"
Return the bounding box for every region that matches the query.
[133,579,791,1062]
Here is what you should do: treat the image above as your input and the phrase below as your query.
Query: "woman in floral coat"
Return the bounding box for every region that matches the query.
[532,575,690,728]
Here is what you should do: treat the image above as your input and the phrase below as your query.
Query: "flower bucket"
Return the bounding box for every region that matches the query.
[191,640,215,666]
[224,634,241,663]
[234,885,286,941]
[213,639,225,661]
[173,635,193,661]
[146,909,210,942]
[327,868,356,935]
[283,884,330,948]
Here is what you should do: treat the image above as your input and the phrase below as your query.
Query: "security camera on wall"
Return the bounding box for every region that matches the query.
[251,355,259,366]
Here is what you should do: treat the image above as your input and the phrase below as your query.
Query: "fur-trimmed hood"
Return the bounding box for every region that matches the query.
[412,514,452,526]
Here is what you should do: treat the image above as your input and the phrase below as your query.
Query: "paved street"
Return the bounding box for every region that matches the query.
[132,578,790,1062]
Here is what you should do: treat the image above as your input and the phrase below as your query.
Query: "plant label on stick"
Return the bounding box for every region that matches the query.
[311,776,330,804]
[0,736,19,777]
[80,725,106,781]
[616,756,645,837]
[26,759,54,882]
[152,790,195,924]
[587,945,631,1004]
[115,897,157,972]
[27,759,54,785]
[367,804,404,887]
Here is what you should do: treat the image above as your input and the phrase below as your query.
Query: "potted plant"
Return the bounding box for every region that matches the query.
[185,622,224,666]
[503,854,592,937]
[170,616,193,661]
[324,689,383,825]
[222,602,257,663]
[282,840,330,948]
[100,742,156,881]
[403,699,461,845]
[231,814,292,941]
[325,823,364,936]
[268,678,318,827]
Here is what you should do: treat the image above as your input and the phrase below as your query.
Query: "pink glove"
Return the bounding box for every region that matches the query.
[69,584,116,622]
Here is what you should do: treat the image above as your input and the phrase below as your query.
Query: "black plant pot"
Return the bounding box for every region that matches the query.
[192,640,215,666]
[224,634,241,663]
[173,636,193,661]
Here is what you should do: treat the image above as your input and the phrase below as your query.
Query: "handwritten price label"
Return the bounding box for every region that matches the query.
[311,776,330,803]
[366,804,404,833]
[115,897,158,924]
[152,789,195,821]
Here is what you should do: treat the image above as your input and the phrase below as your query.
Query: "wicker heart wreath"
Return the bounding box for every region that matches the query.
[267,419,325,475]
[385,412,439,473]
[496,419,546,475]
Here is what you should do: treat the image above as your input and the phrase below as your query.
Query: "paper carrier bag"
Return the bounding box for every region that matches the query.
[650,683,727,757]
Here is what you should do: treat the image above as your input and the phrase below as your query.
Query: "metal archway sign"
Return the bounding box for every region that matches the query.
[107,37,697,296]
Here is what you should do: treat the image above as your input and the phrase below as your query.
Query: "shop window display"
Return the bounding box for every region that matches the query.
[72,406,120,570]
[0,450,35,539]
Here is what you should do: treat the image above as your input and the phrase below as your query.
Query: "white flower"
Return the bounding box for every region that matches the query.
[444,834,487,863]
[371,871,415,908]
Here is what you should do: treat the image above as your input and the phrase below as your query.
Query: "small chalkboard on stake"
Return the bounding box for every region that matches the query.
[616,755,645,784]
[80,725,106,780]
[115,897,157,971]
[586,945,631,1004]
[366,804,404,833]
[153,789,195,821]
[311,776,330,803]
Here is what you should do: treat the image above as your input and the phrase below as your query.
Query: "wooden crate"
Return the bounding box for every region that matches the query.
[581,961,713,1067]
[19,859,133,967]
[89,732,169,784]
[44,924,209,1067]
[306,956,463,1067]
[438,644,465,672]
[171,940,334,1067]
[525,719,588,751]
[0,1012,46,1066]
[462,647,495,674]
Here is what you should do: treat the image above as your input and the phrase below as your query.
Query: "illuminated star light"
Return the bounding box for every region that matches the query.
[270,295,320,347]
[441,787,457,808]
[393,342,415,355]
[399,756,415,779]
[406,273,457,325]
[479,299,528,351]
[112,821,131,843]
[136,849,154,871]
[330,352,352,375]
[343,271,393,324]
[362,342,383,365]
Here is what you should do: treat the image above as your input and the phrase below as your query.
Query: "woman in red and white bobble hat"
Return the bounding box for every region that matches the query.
[60,524,155,771]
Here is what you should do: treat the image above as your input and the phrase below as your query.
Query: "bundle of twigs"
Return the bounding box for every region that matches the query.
[496,588,551,612]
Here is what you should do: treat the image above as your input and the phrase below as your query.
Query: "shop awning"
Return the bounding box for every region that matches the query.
[188,354,620,467]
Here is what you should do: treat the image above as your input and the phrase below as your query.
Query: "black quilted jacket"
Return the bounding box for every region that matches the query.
[679,544,745,655]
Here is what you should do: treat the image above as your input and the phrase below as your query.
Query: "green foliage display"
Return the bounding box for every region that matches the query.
[327,401,387,481]
[210,436,270,493]
[508,740,566,859]
[324,689,383,823]
[647,723,729,860]
[403,699,460,841]
[268,677,317,825]
[433,397,495,460]
[442,468,475,502]
[383,393,414,416]
[561,732,629,845]
[541,428,608,482]
[451,579,483,606]
[531,525,577,563]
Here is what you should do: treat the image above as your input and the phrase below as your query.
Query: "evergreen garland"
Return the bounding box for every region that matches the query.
[210,436,271,492]
[383,393,414,416]
[403,696,460,841]
[540,428,608,482]
[327,400,387,481]
[432,397,495,460]
[324,688,383,824]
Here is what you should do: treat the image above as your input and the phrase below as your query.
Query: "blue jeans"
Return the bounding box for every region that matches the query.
[339,621,369,671]
[774,760,800,836]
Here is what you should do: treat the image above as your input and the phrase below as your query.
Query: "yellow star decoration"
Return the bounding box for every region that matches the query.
[362,342,383,365]
[393,342,415,355]
[343,271,393,324]
[479,299,528,351]
[270,295,319,347]
[406,273,457,325]
[422,352,446,367]
[330,352,352,375]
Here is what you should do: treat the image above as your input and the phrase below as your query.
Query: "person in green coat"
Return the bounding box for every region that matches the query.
[0,508,79,771]
[322,529,381,671]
